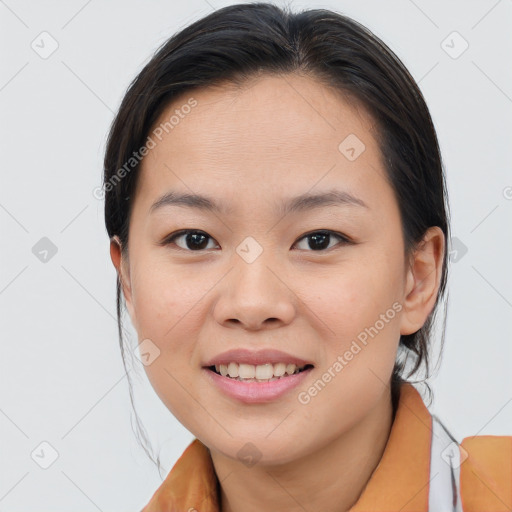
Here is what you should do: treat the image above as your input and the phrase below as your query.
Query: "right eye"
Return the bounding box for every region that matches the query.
[162,230,219,251]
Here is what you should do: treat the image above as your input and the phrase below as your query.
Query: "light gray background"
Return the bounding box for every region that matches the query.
[1,0,511,510]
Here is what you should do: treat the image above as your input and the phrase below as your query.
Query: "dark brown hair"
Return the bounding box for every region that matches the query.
[103,2,450,473]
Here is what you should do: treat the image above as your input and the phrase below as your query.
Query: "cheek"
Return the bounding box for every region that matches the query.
[305,276,400,418]
[308,259,402,368]
[128,265,205,422]
[309,259,397,321]
[128,268,203,393]
[131,254,202,335]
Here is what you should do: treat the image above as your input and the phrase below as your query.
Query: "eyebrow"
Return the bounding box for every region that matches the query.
[149,189,369,216]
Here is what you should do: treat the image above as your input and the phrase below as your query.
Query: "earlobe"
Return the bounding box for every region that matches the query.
[399,227,445,336]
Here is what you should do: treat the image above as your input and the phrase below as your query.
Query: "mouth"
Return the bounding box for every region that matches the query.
[205,362,315,383]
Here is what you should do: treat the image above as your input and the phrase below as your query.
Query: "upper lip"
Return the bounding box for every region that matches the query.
[202,348,314,368]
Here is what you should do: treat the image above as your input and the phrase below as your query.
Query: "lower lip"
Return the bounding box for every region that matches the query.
[203,367,314,404]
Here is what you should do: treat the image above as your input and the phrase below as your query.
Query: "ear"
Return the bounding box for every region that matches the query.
[109,236,137,327]
[400,226,445,336]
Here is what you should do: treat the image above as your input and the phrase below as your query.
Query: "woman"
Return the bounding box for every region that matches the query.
[102,3,511,511]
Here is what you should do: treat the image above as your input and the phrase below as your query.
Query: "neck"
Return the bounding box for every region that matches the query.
[210,385,396,512]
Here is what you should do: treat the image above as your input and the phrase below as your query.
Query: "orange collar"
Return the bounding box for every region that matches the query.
[143,383,433,511]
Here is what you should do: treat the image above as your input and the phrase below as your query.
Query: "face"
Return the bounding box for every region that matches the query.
[111,73,442,465]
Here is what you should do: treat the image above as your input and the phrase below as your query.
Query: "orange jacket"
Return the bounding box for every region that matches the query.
[141,383,512,511]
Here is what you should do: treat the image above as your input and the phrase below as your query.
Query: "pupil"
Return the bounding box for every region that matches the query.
[309,232,329,250]
[187,232,208,250]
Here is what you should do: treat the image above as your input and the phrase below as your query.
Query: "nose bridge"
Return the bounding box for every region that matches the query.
[233,235,282,303]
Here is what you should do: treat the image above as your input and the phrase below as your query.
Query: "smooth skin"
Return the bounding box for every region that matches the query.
[110,73,445,512]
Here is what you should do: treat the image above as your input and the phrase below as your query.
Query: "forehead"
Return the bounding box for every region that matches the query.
[136,73,388,211]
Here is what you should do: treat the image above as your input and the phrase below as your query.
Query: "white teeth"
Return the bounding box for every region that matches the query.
[255,363,273,380]
[273,362,286,377]
[227,362,239,378]
[213,362,307,381]
[238,364,255,379]
[286,363,296,375]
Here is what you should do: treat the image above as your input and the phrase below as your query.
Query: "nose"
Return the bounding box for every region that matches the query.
[212,251,296,331]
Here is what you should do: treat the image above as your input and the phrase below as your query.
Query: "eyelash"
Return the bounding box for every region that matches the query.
[161,229,353,253]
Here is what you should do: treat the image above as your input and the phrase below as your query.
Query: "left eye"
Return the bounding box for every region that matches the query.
[163,230,218,251]
[162,229,351,252]
[294,230,351,251]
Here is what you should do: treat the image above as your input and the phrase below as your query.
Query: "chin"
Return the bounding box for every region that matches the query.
[208,433,307,467]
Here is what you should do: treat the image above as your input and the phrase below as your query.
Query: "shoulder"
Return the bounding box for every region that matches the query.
[141,439,219,512]
[459,434,512,511]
